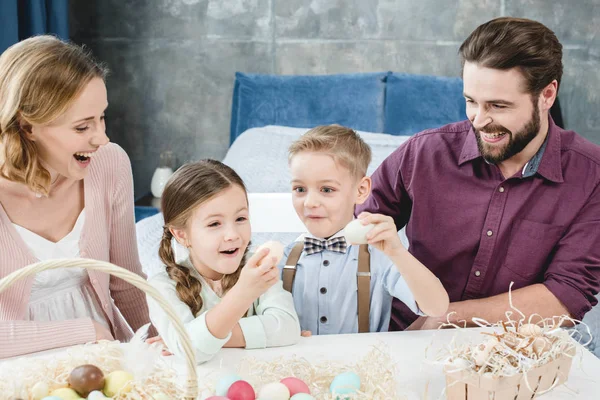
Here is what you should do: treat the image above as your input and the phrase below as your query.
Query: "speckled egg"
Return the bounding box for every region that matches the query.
[68,364,105,397]
[102,370,134,397]
[280,377,310,396]
[329,371,361,398]
[48,387,82,400]
[227,380,255,400]
[215,373,243,396]
[258,382,290,399]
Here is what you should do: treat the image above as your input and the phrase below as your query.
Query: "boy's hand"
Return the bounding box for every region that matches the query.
[357,212,406,257]
[237,248,280,301]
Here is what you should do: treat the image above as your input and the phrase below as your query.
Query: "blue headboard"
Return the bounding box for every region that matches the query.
[229,71,466,144]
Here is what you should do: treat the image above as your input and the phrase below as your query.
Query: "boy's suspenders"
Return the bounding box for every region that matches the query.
[282,242,371,333]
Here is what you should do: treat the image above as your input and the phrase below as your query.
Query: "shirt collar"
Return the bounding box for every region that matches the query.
[458,115,563,183]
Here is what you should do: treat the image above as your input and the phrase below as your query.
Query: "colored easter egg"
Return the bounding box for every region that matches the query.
[258,382,290,399]
[330,371,361,398]
[102,370,134,397]
[227,380,255,400]
[280,377,310,396]
[86,391,108,400]
[48,388,82,400]
[215,373,243,396]
[343,220,374,245]
[291,394,316,400]
[32,381,49,399]
[68,364,105,397]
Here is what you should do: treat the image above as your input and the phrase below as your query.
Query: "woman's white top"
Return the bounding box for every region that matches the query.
[13,210,111,330]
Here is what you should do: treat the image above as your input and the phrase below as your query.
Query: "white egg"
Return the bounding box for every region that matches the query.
[31,381,49,399]
[450,357,471,370]
[87,391,109,400]
[258,382,290,400]
[343,219,374,245]
[256,241,285,264]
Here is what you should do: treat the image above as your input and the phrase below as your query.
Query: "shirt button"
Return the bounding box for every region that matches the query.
[103,303,109,310]
[92,279,98,285]
[81,251,87,257]
[320,316,328,323]
[486,230,493,237]
[323,260,330,266]
[320,287,327,294]
[475,270,481,277]
[499,187,505,193]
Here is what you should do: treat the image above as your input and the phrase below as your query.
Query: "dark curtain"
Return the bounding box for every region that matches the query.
[0,0,69,54]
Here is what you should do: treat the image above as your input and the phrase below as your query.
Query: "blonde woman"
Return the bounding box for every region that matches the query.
[0,36,153,358]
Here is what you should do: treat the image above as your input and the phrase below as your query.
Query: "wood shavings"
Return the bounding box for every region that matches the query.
[0,341,183,400]
[235,344,408,400]
[427,283,591,399]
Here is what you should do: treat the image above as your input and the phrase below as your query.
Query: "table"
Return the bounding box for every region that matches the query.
[4,328,599,399]
[163,328,600,399]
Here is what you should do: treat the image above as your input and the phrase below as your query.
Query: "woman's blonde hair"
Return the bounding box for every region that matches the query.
[0,35,108,195]
[160,160,249,316]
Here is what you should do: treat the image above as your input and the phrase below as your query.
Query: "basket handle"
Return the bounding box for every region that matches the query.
[0,258,198,399]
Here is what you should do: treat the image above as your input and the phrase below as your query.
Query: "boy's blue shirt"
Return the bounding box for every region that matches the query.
[277,231,423,334]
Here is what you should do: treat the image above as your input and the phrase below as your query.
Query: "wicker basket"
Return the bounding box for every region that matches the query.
[0,258,198,399]
[444,347,576,400]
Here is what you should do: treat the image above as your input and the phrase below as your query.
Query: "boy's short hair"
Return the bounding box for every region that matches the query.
[288,125,372,179]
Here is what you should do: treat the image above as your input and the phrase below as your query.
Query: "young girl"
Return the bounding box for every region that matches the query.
[147,160,300,363]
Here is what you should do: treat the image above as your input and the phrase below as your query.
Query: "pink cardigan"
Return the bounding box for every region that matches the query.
[0,143,152,358]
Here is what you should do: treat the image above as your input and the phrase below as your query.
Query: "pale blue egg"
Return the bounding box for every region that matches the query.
[291,394,316,400]
[329,371,361,399]
[215,373,243,396]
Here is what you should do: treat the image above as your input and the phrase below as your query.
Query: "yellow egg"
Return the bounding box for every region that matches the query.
[49,387,82,400]
[31,381,49,399]
[151,393,170,400]
[103,370,134,397]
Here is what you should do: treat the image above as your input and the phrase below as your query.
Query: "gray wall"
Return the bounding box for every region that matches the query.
[70,0,600,197]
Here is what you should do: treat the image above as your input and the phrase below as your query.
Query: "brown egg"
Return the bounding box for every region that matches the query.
[68,364,105,397]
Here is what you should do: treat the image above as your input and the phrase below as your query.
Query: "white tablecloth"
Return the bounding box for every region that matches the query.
[3,328,599,399]
[164,328,600,399]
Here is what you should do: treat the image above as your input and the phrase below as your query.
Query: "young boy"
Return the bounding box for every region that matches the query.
[279,125,449,335]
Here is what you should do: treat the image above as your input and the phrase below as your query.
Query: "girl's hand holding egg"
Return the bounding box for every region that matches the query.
[238,245,281,301]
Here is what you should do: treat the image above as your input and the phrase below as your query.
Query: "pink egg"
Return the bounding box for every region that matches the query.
[227,380,255,400]
[280,377,310,396]
[205,397,230,400]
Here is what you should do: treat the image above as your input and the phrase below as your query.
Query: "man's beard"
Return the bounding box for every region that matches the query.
[473,103,541,164]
